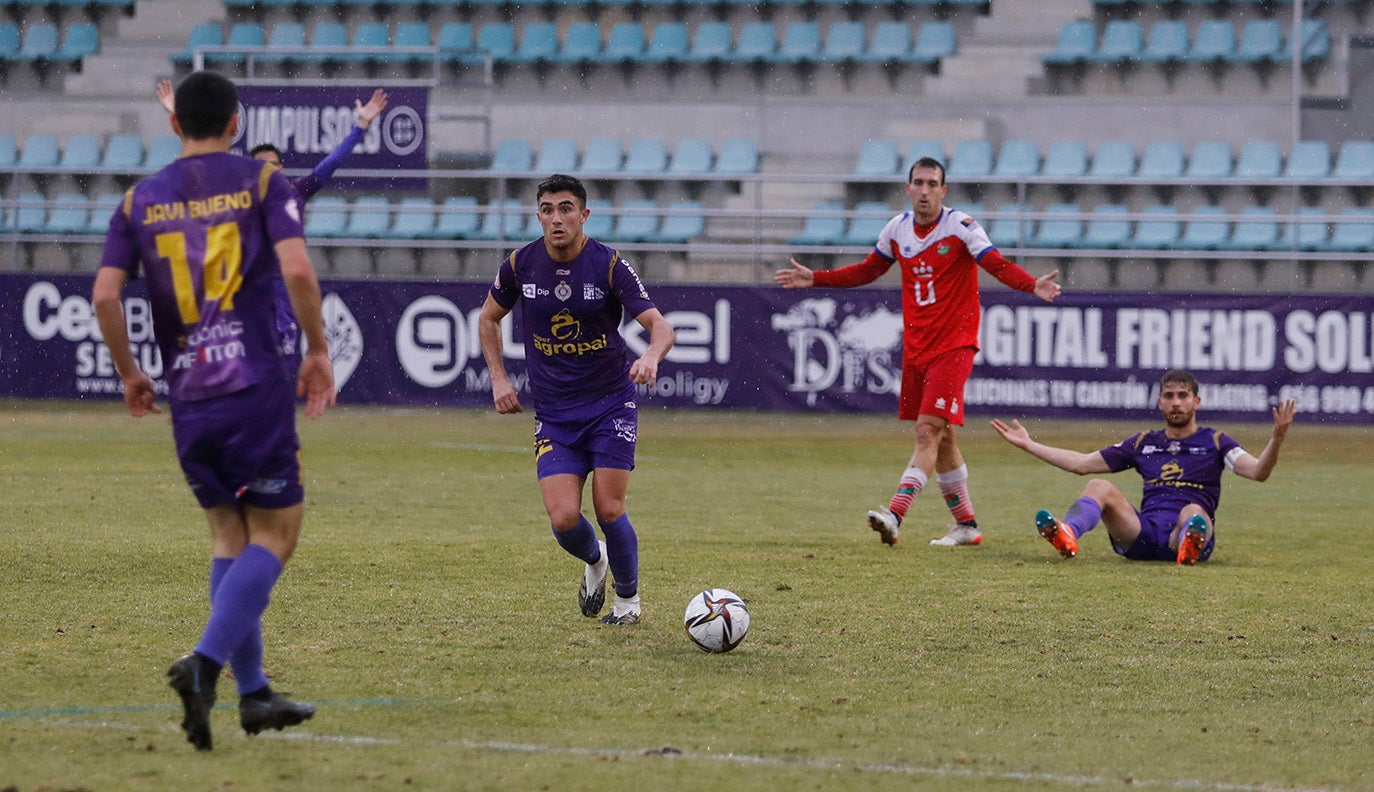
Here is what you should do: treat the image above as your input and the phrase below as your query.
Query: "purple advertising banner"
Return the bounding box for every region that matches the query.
[5,272,1374,422]
[233,85,427,189]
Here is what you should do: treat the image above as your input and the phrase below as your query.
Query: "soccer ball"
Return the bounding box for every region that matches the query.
[683,588,750,653]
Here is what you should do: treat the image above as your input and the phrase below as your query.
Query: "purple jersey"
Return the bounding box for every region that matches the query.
[490,237,656,421]
[1098,427,1243,520]
[99,152,305,402]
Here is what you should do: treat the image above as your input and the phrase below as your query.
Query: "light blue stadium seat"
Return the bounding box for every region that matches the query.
[209,23,263,66]
[992,139,1040,178]
[912,21,956,64]
[1090,19,1142,63]
[536,138,579,173]
[346,22,389,65]
[259,22,305,64]
[1225,206,1280,250]
[775,22,820,65]
[715,139,758,175]
[947,140,993,179]
[59,134,102,170]
[491,139,533,172]
[557,22,602,66]
[853,140,899,178]
[1279,207,1329,252]
[1231,19,1281,64]
[0,23,19,61]
[1139,20,1188,65]
[842,201,892,246]
[903,140,945,173]
[611,199,659,243]
[1279,19,1330,63]
[1235,141,1281,180]
[303,196,347,238]
[45,193,88,235]
[433,196,480,239]
[145,136,180,169]
[864,21,912,65]
[0,133,17,168]
[582,199,613,240]
[821,21,864,66]
[172,23,221,66]
[1179,205,1229,249]
[437,23,475,65]
[791,200,845,246]
[85,193,122,234]
[392,22,432,65]
[1333,141,1374,181]
[580,138,623,173]
[1187,20,1235,63]
[1283,140,1330,180]
[1042,141,1088,178]
[668,139,713,175]
[987,202,1030,247]
[657,200,705,244]
[1185,141,1233,179]
[474,199,527,241]
[643,22,688,65]
[1138,141,1185,180]
[15,192,47,233]
[18,22,58,62]
[54,22,99,64]
[305,22,348,66]
[687,21,732,65]
[1325,208,1374,252]
[390,198,437,239]
[733,22,776,64]
[1133,205,1181,249]
[1032,203,1082,248]
[512,22,558,65]
[476,23,516,62]
[624,138,668,175]
[343,197,391,238]
[1043,20,1094,66]
[604,22,644,65]
[1081,204,1132,248]
[18,134,59,168]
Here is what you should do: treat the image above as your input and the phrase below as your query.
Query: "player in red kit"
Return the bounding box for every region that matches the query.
[776,157,1062,548]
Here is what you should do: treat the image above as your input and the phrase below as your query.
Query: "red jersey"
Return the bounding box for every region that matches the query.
[813,206,1037,365]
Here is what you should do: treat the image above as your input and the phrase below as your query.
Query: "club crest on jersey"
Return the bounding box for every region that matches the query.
[912,262,933,278]
[555,281,572,301]
[937,243,951,255]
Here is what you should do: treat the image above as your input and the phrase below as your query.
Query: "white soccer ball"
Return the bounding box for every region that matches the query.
[683,588,750,653]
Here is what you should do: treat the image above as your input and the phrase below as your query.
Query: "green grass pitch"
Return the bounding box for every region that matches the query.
[1,401,1370,790]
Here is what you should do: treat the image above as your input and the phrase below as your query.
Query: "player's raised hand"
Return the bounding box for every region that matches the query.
[156,79,175,114]
[774,258,815,289]
[1272,398,1297,434]
[1033,270,1062,303]
[122,371,161,418]
[297,350,336,419]
[355,89,389,129]
[989,418,1032,449]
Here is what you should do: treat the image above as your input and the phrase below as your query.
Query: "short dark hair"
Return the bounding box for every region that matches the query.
[173,71,238,141]
[1159,369,1200,395]
[907,156,946,185]
[536,174,587,209]
[249,143,283,161]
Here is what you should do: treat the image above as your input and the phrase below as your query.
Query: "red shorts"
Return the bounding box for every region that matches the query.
[898,347,976,425]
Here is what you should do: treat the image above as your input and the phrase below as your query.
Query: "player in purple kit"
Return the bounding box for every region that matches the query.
[93,71,335,750]
[478,174,675,625]
[991,370,1296,565]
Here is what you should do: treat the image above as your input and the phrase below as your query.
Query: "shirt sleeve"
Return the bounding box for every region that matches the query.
[489,253,521,310]
[98,189,141,277]
[610,254,656,319]
[976,247,1038,293]
[1097,433,1142,473]
[292,124,366,203]
[812,249,895,288]
[262,167,305,244]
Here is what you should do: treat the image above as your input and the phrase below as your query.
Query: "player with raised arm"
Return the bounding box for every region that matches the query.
[775,157,1062,548]
[95,71,335,750]
[991,370,1296,564]
[478,174,675,626]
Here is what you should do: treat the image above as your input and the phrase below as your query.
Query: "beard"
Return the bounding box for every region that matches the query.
[1164,409,1194,428]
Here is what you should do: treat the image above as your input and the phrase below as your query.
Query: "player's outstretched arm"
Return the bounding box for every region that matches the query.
[990,418,1110,475]
[156,79,174,115]
[1232,398,1297,481]
[355,89,388,129]
[93,267,161,417]
[1033,269,1062,303]
[478,294,522,414]
[774,258,815,289]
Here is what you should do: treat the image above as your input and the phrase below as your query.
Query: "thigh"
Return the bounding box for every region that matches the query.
[900,347,975,425]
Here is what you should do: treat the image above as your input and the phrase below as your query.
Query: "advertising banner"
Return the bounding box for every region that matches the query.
[5,272,1373,423]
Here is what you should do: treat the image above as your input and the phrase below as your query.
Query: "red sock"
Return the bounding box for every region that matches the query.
[888,467,928,521]
[938,464,976,525]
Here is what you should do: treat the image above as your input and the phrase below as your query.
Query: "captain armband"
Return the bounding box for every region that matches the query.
[1224,446,1246,471]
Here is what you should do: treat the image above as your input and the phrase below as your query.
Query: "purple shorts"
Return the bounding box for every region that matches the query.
[1113,508,1215,562]
[533,393,638,480]
[171,380,303,510]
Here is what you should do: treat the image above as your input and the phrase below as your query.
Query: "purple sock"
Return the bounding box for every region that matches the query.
[209,556,269,695]
[552,514,601,565]
[599,514,639,599]
[1065,496,1102,537]
[196,544,282,667]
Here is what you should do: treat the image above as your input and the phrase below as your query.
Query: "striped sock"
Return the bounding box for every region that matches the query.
[937,464,977,525]
[888,467,928,522]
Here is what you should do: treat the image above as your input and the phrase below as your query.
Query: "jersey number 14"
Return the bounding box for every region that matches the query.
[156,222,245,324]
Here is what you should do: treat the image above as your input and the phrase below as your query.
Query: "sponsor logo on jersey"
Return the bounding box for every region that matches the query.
[960,217,975,228]
[584,283,604,301]
[522,283,536,299]
[1159,460,1184,481]
[551,309,579,340]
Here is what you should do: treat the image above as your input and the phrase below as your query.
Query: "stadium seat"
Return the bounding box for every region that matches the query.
[145,136,180,170]
[668,139,713,175]
[863,21,912,65]
[490,139,533,172]
[1231,19,1282,64]
[535,138,579,173]
[775,22,820,65]
[437,23,475,65]
[852,140,900,178]
[392,22,433,66]
[947,140,993,179]
[1081,204,1131,248]
[474,199,527,241]
[842,201,891,246]
[1187,20,1235,64]
[390,197,437,239]
[1138,20,1189,65]
[18,134,59,169]
[209,23,264,66]
[1137,141,1185,180]
[1280,19,1330,63]
[1090,20,1142,63]
[17,22,58,62]
[912,22,956,65]
[1042,141,1088,179]
[1325,208,1374,252]
[44,192,88,234]
[1043,20,1094,66]
[305,22,348,66]
[1332,141,1374,181]
[346,23,390,66]
[610,199,659,243]
[733,22,776,65]
[85,193,122,235]
[643,22,688,65]
[557,22,602,66]
[172,23,221,67]
[715,139,758,175]
[1132,205,1181,249]
[0,133,17,168]
[687,22,732,65]
[657,200,705,244]
[0,23,19,62]
[303,196,348,238]
[53,22,99,64]
[259,22,305,65]
[1278,207,1329,252]
[902,140,945,173]
[992,139,1040,178]
[1032,203,1082,248]
[58,134,101,170]
[580,138,622,173]
[1284,140,1331,180]
[1179,205,1229,249]
[623,138,668,175]
[1225,206,1280,251]
[432,196,480,239]
[1234,141,1281,180]
[476,23,516,62]
[987,202,1030,247]
[820,21,865,67]
[342,197,391,239]
[15,192,47,233]
[791,201,846,246]
[582,199,613,240]
[604,22,645,66]
[1185,141,1233,179]
[512,22,558,66]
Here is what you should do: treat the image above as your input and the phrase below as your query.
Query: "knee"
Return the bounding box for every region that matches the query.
[548,508,582,532]
[1082,479,1120,502]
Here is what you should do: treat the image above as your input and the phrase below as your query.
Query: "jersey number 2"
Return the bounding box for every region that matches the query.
[156,222,244,324]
